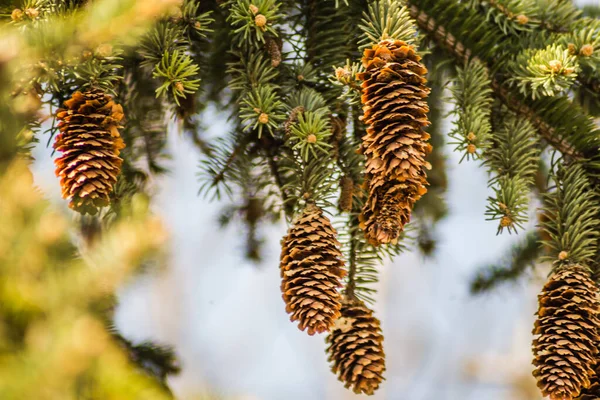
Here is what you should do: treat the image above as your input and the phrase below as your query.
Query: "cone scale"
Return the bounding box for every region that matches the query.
[357,39,431,246]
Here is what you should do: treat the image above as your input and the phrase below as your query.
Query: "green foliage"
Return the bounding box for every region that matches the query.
[510,43,579,99]
[280,156,337,213]
[227,51,278,93]
[340,215,409,305]
[138,22,188,68]
[0,161,172,400]
[225,0,281,47]
[535,0,580,32]
[288,111,333,160]
[485,114,540,233]
[179,0,214,40]
[449,58,493,161]
[540,164,600,268]
[303,0,359,105]
[73,47,124,93]
[329,60,362,104]
[358,0,417,48]
[470,0,538,35]
[153,50,201,106]
[240,85,285,137]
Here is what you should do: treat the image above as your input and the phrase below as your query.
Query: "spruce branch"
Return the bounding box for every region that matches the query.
[407,1,585,160]
[329,60,362,104]
[484,114,539,234]
[449,58,493,161]
[534,0,581,33]
[227,50,278,93]
[470,0,538,35]
[138,22,188,68]
[303,0,358,104]
[509,43,580,99]
[198,132,251,200]
[358,0,417,48]
[153,50,200,106]
[540,163,600,268]
[288,111,333,160]
[225,0,281,47]
[178,0,214,39]
[239,85,285,137]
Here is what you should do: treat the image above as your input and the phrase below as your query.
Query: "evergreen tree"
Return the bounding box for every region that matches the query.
[1,0,600,398]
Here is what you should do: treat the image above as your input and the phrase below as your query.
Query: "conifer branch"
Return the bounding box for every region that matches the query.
[540,163,600,268]
[484,114,540,234]
[449,58,493,161]
[407,2,584,160]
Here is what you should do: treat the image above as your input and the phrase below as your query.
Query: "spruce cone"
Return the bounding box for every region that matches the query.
[326,299,385,395]
[357,39,431,246]
[280,203,346,335]
[533,264,600,400]
[54,89,125,214]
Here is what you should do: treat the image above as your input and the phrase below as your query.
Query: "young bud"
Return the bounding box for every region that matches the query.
[255,14,267,29]
[580,44,594,57]
[24,8,39,19]
[174,81,185,94]
[548,60,562,73]
[500,215,513,227]
[11,8,24,21]
[258,112,269,124]
[516,14,529,25]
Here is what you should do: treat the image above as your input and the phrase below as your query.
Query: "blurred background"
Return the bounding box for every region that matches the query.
[29,1,596,398]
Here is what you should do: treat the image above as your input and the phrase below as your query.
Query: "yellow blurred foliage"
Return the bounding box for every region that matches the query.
[0,160,172,400]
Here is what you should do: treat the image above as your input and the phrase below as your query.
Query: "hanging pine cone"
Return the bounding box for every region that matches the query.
[54,89,125,214]
[357,39,431,246]
[280,203,346,335]
[533,264,600,400]
[326,298,385,395]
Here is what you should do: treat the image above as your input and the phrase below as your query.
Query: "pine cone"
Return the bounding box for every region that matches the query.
[54,89,125,214]
[533,264,600,400]
[280,203,346,335]
[357,39,431,246]
[326,299,385,395]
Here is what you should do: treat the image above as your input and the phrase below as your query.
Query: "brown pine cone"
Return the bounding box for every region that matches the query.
[357,39,431,246]
[326,298,385,395]
[533,264,600,400]
[54,89,125,214]
[280,203,346,335]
